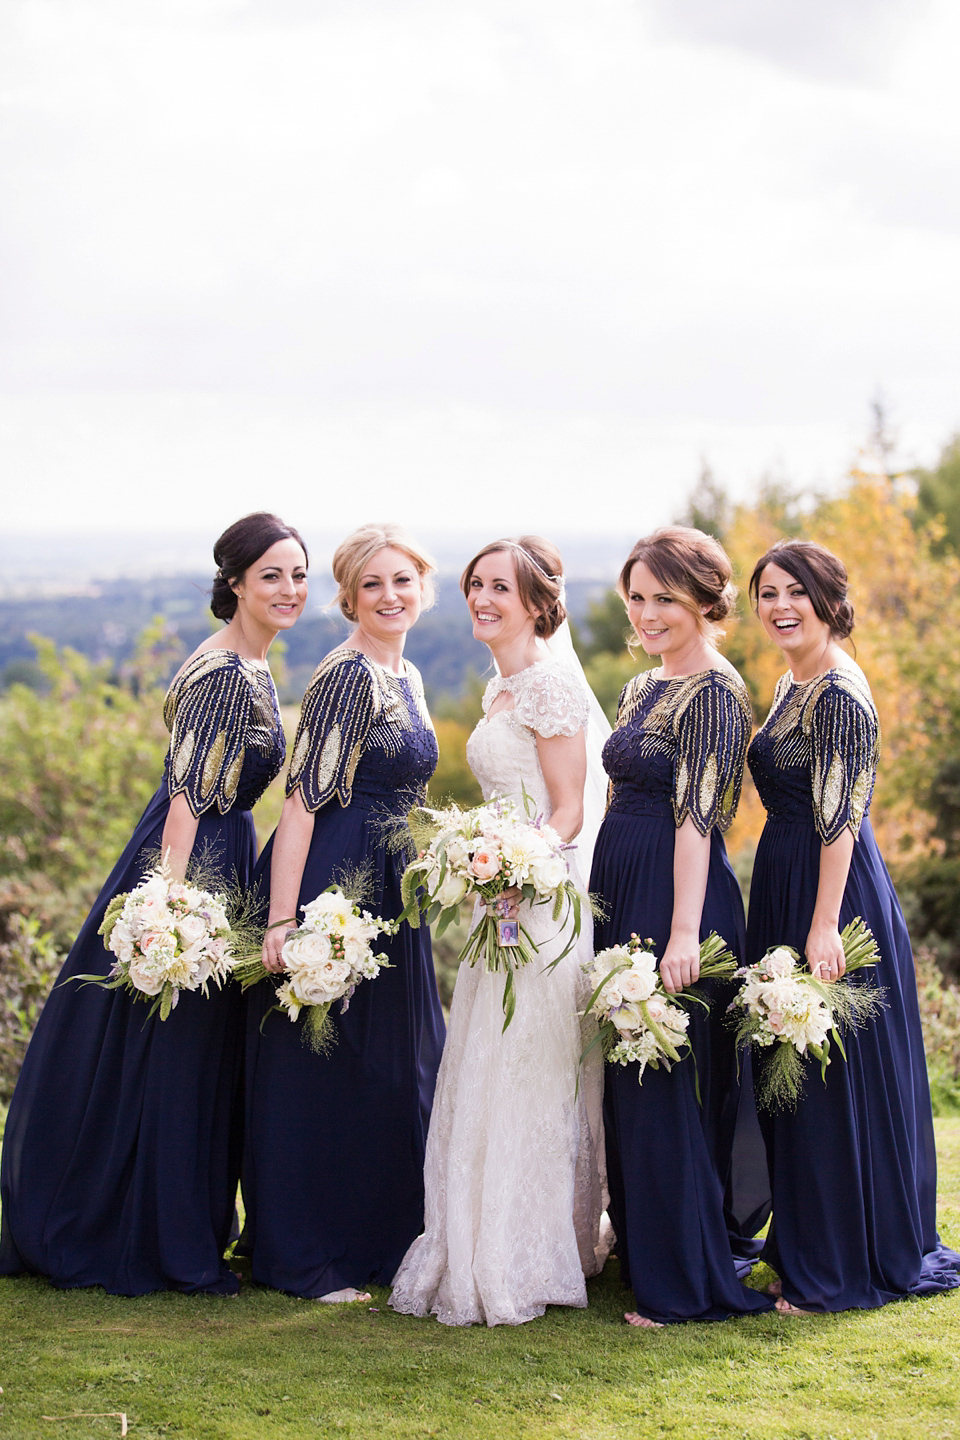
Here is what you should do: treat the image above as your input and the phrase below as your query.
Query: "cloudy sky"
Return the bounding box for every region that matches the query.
[2,0,959,539]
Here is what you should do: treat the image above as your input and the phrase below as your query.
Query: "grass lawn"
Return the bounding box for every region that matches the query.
[1,1121,959,1440]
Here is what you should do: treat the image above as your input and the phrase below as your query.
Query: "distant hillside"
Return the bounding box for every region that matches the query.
[0,572,614,703]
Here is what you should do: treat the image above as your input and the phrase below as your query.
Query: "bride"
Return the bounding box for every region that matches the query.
[390,535,609,1327]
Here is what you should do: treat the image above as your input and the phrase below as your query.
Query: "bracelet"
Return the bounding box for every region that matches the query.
[265,916,298,932]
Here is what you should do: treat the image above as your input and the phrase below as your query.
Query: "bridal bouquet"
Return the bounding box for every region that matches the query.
[84,859,236,1020]
[580,933,738,1085]
[400,795,583,1029]
[233,884,399,1052]
[729,918,885,1111]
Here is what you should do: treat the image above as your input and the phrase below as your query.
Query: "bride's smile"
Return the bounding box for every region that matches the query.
[467,552,542,672]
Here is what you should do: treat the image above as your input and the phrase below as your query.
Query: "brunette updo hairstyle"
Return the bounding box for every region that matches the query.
[211,512,308,622]
[617,526,736,637]
[331,523,437,623]
[749,539,855,640]
[460,535,567,639]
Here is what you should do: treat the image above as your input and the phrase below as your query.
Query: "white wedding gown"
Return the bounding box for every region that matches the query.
[390,658,607,1327]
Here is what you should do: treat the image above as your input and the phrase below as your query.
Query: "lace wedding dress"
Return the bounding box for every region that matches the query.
[390,658,607,1327]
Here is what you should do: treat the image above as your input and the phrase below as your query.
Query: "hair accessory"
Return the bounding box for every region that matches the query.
[509,542,562,588]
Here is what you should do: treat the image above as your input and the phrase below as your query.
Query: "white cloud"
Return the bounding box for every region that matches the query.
[1,0,959,534]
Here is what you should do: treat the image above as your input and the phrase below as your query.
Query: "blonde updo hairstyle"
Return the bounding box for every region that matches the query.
[618,526,737,646]
[331,523,437,623]
[460,535,567,639]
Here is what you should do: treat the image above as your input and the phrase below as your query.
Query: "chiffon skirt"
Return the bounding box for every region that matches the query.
[591,810,773,1323]
[746,815,960,1310]
[242,794,445,1297]
[0,785,252,1296]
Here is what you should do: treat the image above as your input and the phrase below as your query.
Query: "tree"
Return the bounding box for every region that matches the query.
[0,625,179,947]
[576,590,632,662]
[912,434,960,555]
[678,461,730,541]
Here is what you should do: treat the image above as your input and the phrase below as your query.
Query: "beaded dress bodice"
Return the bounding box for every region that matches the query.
[163,650,285,815]
[747,667,879,843]
[287,649,437,816]
[602,666,751,835]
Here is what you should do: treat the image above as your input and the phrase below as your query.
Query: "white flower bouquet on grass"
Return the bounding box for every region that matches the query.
[729,918,885,1111]
[580,933,738,1087]
[400,795,583,1030]
[233,884,399,1052]
[81,858,236,1020]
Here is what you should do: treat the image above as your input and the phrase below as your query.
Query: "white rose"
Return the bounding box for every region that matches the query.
[643,994,669,1023]
[127,954,167,996]
[176,912,209,946]
[620,967,657,1004]
[109,919,136,964]
[598,981,624,1012]
[435,870,469,907]
[611,1001,642,1035]
[282,929,332,971]
[529,854,567,895]
[764,947,796,979]
[289,958,352,1007]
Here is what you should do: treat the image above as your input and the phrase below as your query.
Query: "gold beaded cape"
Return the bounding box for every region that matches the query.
[286,648,433,813]
[756,666,879,845]
[163,650,283,818]
[610,666,752,835]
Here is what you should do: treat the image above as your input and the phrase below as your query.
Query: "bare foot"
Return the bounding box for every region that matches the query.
[775,1296,813,1317]
[317,1287,372,1304]
[765,1279,782,1297]
[624,1311,664,1328]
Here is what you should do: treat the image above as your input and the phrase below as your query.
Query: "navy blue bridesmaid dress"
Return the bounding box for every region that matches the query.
[746,666,960,1310]
[242,649,445,1298]
[590,666,773,1323]
[0,650,286,1295]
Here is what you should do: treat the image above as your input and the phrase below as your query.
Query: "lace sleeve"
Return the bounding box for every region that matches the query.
[809,677,878,844]
[165,652,253,818]
[513,665,590,739]
[286,651,376,812]
[672,672,750,835]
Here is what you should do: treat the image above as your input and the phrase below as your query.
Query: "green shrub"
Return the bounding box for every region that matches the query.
[0,880,63,1102]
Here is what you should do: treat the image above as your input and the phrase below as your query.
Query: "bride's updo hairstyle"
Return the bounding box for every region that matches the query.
[211,512,308,621]
[618,527,736,642]
[332,523,437,623]
[460,535,567,639]
[749,539,855,640]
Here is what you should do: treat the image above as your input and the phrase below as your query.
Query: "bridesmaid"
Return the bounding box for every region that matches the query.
[746,539,960,1313]
[0,512,307,1295]
[590,526,773,1326]
[243,523,445,1301]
